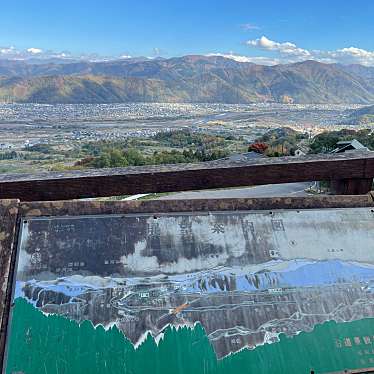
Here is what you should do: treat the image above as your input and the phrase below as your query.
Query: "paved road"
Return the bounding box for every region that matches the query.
[123,194,150,201]
[158,182,312,200]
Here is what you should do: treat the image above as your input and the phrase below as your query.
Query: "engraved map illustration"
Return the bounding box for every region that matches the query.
[6,208,374,373]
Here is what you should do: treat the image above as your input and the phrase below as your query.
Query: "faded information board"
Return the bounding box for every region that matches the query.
[5,207,374,373]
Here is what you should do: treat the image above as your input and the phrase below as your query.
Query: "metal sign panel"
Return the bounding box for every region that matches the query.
[5,207,374,373]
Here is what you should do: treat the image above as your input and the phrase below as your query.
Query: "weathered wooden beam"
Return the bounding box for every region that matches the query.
[0,200,19,370]
[19,194,374,217]
[330,178,373,195]
[0,152,374,201]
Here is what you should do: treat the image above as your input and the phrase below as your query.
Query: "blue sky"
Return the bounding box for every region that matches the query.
[1,0,374,65]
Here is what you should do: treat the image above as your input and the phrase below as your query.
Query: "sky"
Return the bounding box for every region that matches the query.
[1,0,374,65]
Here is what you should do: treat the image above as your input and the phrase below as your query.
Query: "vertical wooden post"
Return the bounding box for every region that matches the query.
[330,178,373,195]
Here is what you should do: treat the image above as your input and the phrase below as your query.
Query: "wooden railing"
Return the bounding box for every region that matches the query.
[0,152,374,372]
[0,151,373,201]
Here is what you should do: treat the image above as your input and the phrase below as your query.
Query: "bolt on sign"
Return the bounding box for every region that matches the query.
[3,200,374,373]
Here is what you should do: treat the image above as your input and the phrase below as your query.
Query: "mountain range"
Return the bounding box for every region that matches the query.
[348,103,374,124]
[1,55,374,104]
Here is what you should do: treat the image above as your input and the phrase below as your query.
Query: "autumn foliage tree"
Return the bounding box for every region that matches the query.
[248,142,268,154]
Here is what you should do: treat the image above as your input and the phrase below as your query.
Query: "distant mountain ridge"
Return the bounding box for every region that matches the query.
[348,104,374,124]
[0,56,374,104]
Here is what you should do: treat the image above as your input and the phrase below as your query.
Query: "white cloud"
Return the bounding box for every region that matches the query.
[153,47,161,56]
[245,35,374,66]
[206,52,279,65]
[152,47,168,57]
[0,45,135,62]
[240,23,260,31]
[0,46,16,55]
[26,47,43,54]
[326,47,374,66]
[0,46,57,60]
[1,39,374,67]
[246,36,310,59]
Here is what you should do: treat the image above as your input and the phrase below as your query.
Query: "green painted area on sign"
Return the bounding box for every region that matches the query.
[5,298,374,374]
